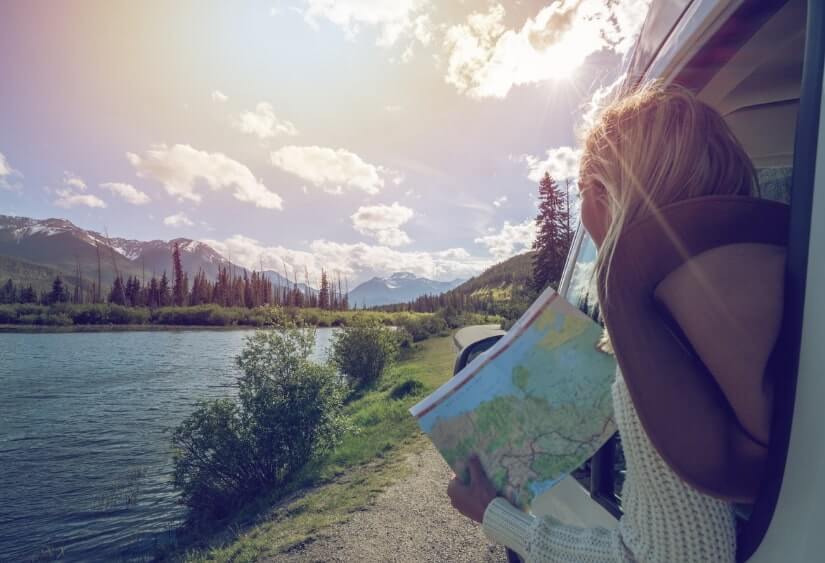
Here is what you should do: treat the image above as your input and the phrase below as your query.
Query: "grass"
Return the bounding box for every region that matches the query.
[164,334,458,562]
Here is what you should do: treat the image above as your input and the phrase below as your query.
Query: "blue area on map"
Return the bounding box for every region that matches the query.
[529,478,561,498]
[418,310,613,434]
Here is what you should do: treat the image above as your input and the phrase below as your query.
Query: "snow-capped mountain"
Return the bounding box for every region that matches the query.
[348,272,464,308]
[0,214,233,285]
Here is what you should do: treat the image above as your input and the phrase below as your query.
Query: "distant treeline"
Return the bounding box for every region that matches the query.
[381,172,576,322]
[374,290,532,320]
[0,242,350,310]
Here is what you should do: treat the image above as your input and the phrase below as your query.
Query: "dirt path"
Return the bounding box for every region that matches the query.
[275,444,507,562]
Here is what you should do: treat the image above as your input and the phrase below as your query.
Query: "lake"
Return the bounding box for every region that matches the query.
[0,328,337,562]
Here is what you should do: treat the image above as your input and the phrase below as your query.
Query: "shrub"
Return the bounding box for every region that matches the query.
[329,319,400,389]
[394,327,414,350]
[69,304,110,324]
[107,305,150,324]
[0,305,17,323]
[389,379,425,400]
[171,327,348,517]
[43,313,73,326]
[396,317,429,342]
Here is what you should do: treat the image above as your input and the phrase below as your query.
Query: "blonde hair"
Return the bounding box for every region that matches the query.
[581,82,758,305]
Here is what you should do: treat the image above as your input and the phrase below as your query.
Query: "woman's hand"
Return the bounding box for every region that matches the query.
[447,455,498,523]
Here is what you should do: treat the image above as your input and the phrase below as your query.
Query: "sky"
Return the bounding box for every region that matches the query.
[0,0,649,285]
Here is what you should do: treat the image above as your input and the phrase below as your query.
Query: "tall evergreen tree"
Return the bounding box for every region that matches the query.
[0,279,15,304]
[532,172,574,291]
[48,276,69,305]
[148,276,160,308]
[318,270,330,310]
[172,242,185,306]
[159,271,171,306]
[20,285,36,304]
[109,275,126,305]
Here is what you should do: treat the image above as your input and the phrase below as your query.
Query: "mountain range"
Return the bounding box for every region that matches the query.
[0,214,462,306]
[348,272,464,308]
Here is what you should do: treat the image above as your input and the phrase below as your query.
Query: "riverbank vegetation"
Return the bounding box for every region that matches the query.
[161,331,457,562]
[0,302,495,333]
[172,328,351,518]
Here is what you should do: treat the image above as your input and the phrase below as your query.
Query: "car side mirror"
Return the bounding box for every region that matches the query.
[453,335,504,376]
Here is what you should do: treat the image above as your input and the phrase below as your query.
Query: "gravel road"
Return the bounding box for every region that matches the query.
[275,444,507,562]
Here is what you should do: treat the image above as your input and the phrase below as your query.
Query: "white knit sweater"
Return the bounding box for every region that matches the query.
[482,369,737,562]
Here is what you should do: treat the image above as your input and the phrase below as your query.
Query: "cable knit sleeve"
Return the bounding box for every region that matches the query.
[483,497,630,562]
[480,370,737,563]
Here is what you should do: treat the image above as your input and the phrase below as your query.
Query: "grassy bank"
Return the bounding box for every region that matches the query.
[163,334,457,562]
[0,303,496,332]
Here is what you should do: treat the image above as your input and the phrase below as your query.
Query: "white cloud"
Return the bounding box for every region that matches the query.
[271,145,388,195]
[164,212,194,227]
[52,172,105,208]
[54,189,106,209]
[63,171,87,191]
[204,234,491,285]
[211,90,228,103]
[234,102,298,139]
[474,218,536,260]
[493,195,508,207]
[0,152,22,191]
[100,182,151,205]
[444,1,649,98]
[127,144,283,209]
[351,202,414,246]
[523,146,582,183]
[302,0,433,47]
[0,153,12,177]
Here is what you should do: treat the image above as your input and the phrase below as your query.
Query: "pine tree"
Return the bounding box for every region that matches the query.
[0,279,15,304]
[243,273,253,308]
[532,172,574,291]
[172,242,185,306]
[109,275,126,305]
[20,285,36,304]
[148,276,160,308]
[318,270,330,310]
[48,276,69,305]
[159,271,171,306]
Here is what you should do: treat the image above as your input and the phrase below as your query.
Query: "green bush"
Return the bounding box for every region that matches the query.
[43,313,73,326]
[329,319,400,389]
[394,327,414,349]
[17,313,41,325]
[108,305,150,324]
[388,379,425,400]
[69,304,110,324]
[0,305,17,323]
[171,327,348,517]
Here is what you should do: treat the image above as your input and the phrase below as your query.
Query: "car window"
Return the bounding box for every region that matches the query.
[758,166,793,203]
[562,231,599,323]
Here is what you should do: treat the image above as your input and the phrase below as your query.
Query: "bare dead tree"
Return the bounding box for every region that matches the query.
[304,265,313,306]
[95,240,102,303]
[103,227,120,280]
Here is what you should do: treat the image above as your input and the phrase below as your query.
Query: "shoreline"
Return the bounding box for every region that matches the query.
[0,323,274,333]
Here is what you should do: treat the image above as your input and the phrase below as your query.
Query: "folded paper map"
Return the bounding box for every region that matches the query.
[410,287,617,509]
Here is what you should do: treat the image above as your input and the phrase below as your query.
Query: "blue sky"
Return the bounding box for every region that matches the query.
[0,0,648,284]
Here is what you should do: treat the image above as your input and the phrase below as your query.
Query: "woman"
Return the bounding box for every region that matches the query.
[447,82,787,562]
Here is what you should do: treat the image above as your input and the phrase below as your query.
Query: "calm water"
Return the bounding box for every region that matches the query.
[0,328,336,562]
